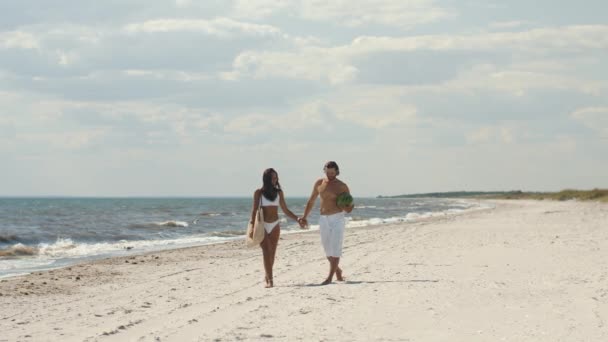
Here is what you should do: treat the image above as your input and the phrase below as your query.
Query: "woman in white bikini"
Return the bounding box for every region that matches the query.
[249,168,304,288]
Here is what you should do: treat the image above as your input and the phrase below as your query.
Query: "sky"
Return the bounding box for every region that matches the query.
[1,0,607,197]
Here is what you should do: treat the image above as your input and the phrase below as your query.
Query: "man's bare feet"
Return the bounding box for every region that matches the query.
[320,277,332,285]
[265,276,273,288]
[336,268,345,281]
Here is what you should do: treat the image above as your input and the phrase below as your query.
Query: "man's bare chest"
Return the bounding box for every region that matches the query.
[319,182,342,197]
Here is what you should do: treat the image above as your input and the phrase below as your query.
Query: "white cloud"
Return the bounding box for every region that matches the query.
[303,0,452,28]
[571,107,608,136]
[285,86,418,130]
[233,0,453,28]
[489,21,528,30]
[325,86,417,128]
[431,64,606,96]
[223,114,270,134]
[222,103,332,135]
[0,92,227,154]
[223,25,608,91]
[56,50,80,66]
[223,48,358,84]
[222,85,418,137]
[0,30,40,49]
[123,69,213,82]
[346,25,608,53]
[0,24,104,51]
[289,100,334,127]
[19,129,108,150]
[232,0,293,20]
[175,0,193,8]
[466,125,516,144]
[1,2,607,196]
[123,18,283,38]
[0,24,104,71]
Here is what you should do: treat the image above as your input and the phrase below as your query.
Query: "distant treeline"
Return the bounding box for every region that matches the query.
[379,189,608,202]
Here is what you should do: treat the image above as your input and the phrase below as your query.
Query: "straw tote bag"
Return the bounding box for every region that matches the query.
[246,196,265,247]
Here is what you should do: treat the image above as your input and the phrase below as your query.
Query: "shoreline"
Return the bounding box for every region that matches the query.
[2,200,606,341]
[0,198,488,279]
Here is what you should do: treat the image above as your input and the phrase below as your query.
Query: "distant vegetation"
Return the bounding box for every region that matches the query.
[379,189,608,202]
[490,189,608,202]
[378,191,512,199]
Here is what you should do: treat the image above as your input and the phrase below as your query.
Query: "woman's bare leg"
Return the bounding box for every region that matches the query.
[267,225,280,287]
[260,234,272,287]
[260,225,280,288]
[268,226,280,270]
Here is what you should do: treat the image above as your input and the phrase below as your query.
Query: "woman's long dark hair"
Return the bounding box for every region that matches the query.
[262,168,282,201]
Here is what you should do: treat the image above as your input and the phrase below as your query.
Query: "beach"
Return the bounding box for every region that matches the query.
[1,199,607,341]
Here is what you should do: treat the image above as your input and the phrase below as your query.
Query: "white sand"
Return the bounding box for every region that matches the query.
[1,200,607,341]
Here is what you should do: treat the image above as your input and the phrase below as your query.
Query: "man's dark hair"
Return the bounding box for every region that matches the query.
[323,161,340,176]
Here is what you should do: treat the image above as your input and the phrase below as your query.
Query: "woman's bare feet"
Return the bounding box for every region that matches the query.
[320,277,332,286]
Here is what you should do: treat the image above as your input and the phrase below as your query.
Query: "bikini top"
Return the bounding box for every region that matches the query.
[261,193,280,207]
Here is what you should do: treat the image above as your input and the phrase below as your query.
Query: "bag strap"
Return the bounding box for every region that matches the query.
[258,192,263,209]
[257,192,263,214]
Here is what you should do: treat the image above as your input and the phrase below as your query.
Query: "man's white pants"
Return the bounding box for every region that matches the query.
[319,212,345,257]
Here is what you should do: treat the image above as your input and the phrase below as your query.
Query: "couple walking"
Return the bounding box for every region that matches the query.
[248,161,354,288]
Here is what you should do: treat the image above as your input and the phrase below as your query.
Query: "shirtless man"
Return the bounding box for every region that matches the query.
[300,161,354,285]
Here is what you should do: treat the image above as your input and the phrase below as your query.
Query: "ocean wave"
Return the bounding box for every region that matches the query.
[1,234,235,261]
[344,204,485,229]
[129,220,189,229]
[200,213,221,217]
[286,205,483,231]
[0,234,20,244]
[37,238,79,257]
[0,243,38,257]
[199,212,234,217]
[156,221,189,227]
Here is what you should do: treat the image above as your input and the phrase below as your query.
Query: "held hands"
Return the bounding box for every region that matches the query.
[297,217,309,229]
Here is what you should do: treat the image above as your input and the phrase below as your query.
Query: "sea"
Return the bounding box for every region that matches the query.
[0,197,490,278]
